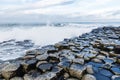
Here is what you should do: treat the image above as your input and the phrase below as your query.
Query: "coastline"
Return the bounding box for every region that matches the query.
[0,26,120,80]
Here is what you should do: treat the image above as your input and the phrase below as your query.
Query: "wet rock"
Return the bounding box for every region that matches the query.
[36,62,53,72]
[112,75,120,80]
[117,57,120,64]
[92,58,102,63]
[68,42,75,46]
[103,58,115,64]
[73,58,84,65]
[27,70,41,78]
[84,56,90,61]
[58,60,71,72]
[36,61,47,67]
[34,72,56,80]
[114,45,120,54]
[86,65,94,74]
[87,62,103,68]
[111,67,120,75]
[84,53,97,61]
[36,54,48,61]
[1,63,22,79]
[26,50,38,55]
[60,52,75,61]
[70,46,80,53]
[66,78,79,80]
[51,66,63,74]
[48,53,59,58]
[108,34,119,39]
[21,59,37,72]
[47,55,60,63]
[23,70,41,80]
[94,73,111,80]
[0,63,9,78]
[106,46,114,51]
[59,49,71,54]
[10,77,23,80]
[59,57,70,63]
[102,64,112,69]
[96,55,106,60]
[26,49,43,55]
[100,51,109,56]
[64,73,69,79]
[92,41,101,48]
[25,59,37,65]
[75,52,85,58]
[51,66,64,80]
[99,69,113,77]
[90,50,98,54]
[109,51,118,57]
[36,49,48,55]
[82,74,96,80]
[16,40,34,48]
[54,42,69,50]
[42,45,58,53]
[69,63,86,79]
[23,74,34,80]
[23,55,35,59]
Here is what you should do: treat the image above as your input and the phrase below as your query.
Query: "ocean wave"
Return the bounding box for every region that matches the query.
[0,23,119,61]
[0,25,98,46]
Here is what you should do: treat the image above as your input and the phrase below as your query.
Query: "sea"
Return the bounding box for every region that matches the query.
[0,22,119,61]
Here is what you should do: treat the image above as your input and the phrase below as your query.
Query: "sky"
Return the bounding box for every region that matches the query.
[0,0,120,23]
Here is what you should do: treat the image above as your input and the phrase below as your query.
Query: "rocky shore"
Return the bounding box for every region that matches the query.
[0,27,120,80]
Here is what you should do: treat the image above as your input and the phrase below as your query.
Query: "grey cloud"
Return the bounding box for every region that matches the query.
[111,10,120,16]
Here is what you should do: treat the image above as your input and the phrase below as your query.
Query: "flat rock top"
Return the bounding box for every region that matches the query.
[2,63,20,72]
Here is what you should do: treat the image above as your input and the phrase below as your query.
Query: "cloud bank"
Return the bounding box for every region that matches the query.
[0,0,120,23]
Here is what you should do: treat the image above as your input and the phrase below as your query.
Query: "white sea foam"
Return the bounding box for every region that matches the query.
[0,23,119,61]
[0,25,98,46]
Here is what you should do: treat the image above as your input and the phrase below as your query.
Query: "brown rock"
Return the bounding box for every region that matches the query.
[96,55,106,60]
[64,73,69,79]
[21,59,37,72]
[23,74,34,80]
[82,74,96,80]
[1,63,22,79]
[86,65,94,74]
[73,58,84,65]
[66,78,79,80]
[22,55,35,60]
[92,58,102,63]
[10,77,23,80]
[100,51,109,56]
[69,63,86,79]
[114,45,120,54]
[36,61,53,72]
[36,54,48,61]
[34,72,56,80]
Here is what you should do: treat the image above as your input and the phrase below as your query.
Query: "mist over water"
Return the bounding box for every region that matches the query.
[0,26,96,46]
[0,23,119,61]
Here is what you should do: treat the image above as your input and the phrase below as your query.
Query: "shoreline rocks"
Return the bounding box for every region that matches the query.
[0,26,120,80]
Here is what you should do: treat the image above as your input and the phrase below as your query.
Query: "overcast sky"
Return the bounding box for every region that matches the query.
[0,0,120,23]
